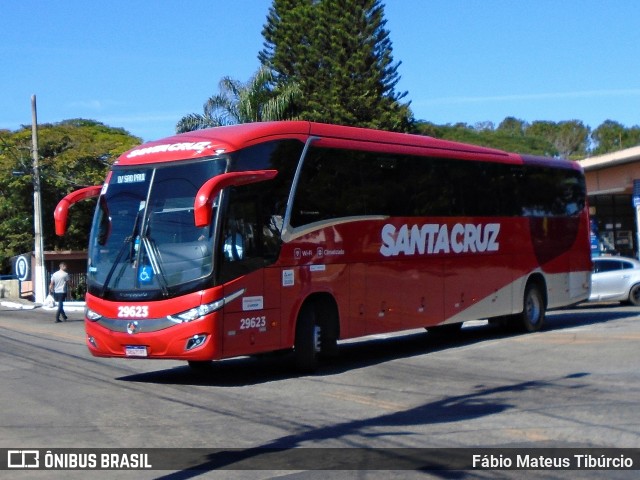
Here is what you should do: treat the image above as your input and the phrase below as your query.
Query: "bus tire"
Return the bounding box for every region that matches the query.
[294,304,322,372]
[517,283,546,332]
[317,300,339,358]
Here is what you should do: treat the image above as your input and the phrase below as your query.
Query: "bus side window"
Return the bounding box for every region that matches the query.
[222,197,257,262]
[218,186,280,283]
[223,230,246,261]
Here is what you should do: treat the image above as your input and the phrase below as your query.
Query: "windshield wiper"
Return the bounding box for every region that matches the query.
[100,209,143,296]
[99,236,133,296]
[141,236,169,297]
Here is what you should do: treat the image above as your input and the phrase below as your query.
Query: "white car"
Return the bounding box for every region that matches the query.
[589,257,640,306]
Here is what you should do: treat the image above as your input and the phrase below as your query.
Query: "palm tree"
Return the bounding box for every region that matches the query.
[176,67,300,133]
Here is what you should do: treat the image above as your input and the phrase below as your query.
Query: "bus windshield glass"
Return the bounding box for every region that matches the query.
[87,158,227,296]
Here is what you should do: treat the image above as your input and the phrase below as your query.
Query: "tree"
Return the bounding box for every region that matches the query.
[417,117,640,158]
[259,0,314,85]
[591,120,640,155]
[525,120,590,159]
[554,120,590,159]
[259,0,413,132]
[414,120,557,157]
[0,120,140,272]
[474,121,495,132]
[176,67,300,132]
[497,117,527,137]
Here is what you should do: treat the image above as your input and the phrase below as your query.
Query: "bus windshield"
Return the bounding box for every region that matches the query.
[87,158,227,297]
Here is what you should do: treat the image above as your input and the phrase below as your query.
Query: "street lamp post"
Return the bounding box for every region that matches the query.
[31,95,46,304]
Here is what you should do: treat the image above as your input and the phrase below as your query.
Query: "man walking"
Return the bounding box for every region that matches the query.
[49,262,69,323]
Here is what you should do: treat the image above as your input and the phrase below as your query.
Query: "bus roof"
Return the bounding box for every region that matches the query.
[115,121,579,170]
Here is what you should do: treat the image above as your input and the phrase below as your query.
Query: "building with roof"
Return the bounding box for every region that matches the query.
[12,250,87,301]
[580,145,640,258]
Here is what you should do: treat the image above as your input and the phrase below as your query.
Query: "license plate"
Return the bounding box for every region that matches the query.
[125,345,148,357]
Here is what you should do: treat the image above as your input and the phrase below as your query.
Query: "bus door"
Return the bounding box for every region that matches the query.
[219,188,282,357]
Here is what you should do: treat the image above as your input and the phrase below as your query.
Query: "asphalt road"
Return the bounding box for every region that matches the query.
[0,301,638,479]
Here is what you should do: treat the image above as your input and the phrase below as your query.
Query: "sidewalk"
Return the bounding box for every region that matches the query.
[0,297,86,313]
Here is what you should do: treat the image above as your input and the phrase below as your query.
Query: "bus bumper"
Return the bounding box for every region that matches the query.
[84,313,220,361]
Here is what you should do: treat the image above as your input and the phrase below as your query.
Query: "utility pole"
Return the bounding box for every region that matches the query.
[31,95,46,304]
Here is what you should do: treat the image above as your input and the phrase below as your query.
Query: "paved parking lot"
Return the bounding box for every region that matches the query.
[0,301,638,478]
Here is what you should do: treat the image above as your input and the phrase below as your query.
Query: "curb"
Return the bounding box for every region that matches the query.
[0,300,38,310]
[1,300,86,313]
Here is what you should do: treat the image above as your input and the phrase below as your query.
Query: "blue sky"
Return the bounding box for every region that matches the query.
[2,0,640,142]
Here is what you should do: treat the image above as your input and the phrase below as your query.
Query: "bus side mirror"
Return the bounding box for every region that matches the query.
[54,185,103,236]
[194,170,278,227]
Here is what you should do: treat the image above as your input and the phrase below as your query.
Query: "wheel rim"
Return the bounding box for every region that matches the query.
[526,292,542,325]
[313,325,322,353]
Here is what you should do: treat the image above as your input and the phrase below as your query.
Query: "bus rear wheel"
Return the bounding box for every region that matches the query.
[516,283,546,332]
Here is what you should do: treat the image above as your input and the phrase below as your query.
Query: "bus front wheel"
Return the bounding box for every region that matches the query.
[517,283,546,332]
[294,304,322,372]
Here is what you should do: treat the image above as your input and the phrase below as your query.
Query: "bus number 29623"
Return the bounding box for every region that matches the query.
[240,316,267,330]
[118,306,149,318]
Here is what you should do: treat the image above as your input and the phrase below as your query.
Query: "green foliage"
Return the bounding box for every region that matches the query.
[497,117,526,137]
[418,118,639,159]
[259,0,314,85]
[591,120,640,155]
[260,0,413,132]
[415,121,558,157]
[0,120,140,272]
[176,66,301,132]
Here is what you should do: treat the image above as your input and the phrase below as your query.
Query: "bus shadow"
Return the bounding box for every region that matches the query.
[117,328,502,386]
[117,305,633,387]
[152,372,591,477]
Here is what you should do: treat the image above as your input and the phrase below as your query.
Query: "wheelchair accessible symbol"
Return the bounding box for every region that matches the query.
[138,265,154,284]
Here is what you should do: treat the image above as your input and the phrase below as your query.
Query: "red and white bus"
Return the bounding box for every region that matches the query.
[55,121,592,371]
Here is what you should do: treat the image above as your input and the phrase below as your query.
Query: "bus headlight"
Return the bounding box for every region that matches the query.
[167,298,225,323]
[166,289,244,324]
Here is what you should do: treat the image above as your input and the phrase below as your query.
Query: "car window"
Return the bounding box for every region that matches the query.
[594,260,623,273]
[621,261,635,270]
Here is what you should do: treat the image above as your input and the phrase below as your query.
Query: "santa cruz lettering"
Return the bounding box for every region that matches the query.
[380,223,500,257]
[126,141,212,158]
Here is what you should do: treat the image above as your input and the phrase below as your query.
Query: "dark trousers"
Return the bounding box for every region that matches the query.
[54,292,67,320]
